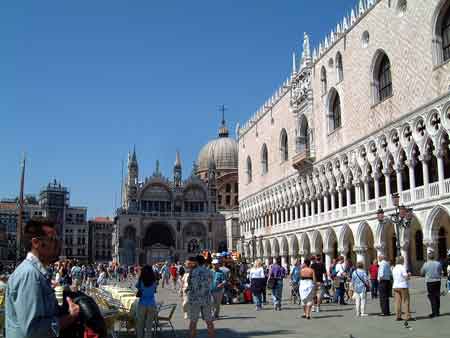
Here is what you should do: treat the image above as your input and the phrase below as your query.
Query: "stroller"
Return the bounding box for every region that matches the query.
[290,281,300,304]
[321,279,333,303]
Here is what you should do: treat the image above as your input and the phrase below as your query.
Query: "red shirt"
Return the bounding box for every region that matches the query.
[369,264,379,280]
[170,266,178,278]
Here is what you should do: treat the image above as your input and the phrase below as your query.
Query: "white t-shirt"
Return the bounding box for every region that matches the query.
[392,264,409,288]
[249,267,265,279]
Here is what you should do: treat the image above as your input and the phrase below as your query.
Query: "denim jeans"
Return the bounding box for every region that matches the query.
[335,283,345,304]
[371,279,378,298]
[271,280,283,308]
[447,279,450,292]
[253,291,263,308]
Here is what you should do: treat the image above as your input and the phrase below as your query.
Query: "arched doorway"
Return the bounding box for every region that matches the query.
[143,223,175,264]
[183,223,207,254]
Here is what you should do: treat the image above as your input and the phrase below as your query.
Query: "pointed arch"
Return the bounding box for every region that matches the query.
[321,66,327,95]
[309,230,323,255]
[298,232,311,256]
[338,224,355,254]
[289,234,299,257]
[432,0,450,64]
[335,51,343,82]
[370,50,393,104]
[327,88,342,131]
[324,227,338,252]
[280,128,289,162]
[246,156,252,183]
[280,236,289,256]
[425,204,450,240]
[271,237,280,257]
[263,238,272,258]
[261,143,269,175]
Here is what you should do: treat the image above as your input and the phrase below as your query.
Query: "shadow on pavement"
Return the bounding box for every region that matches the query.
[415,312,450,321]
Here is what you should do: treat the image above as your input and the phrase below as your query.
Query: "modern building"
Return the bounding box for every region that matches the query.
[238,0,450,273]
[88,217,113,263]
[196,117,240,251]
[114,149,226,266]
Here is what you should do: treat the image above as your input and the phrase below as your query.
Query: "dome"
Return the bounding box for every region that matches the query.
[197,119,238,172]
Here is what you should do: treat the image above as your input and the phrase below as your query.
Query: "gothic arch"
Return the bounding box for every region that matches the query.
[261,143,269,175]
[246,156,253,183]
[271,237,280,257]
[298,232,311,256]
[309,230,323,255]
[338,224,355,255]
[289,234,299,257]
[432,0,450,64]
[263,238,272,258]
[280,128,289,162]
[324,227,338,252]
[327,88,342,131]
[425,204,450,241]
[356,221,374,248]
[280,236,289,256]
[370,49,393,104]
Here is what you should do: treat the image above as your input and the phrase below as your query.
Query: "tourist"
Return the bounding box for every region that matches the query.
[299,258,316,320]
[351,261,370,317]
[160,262,170,288]
[267,257,286,311]
[135,265,157,338]
[170,263,178,289]
[0,274,8,291]
[369,259,379,299]
[97,265,108,286]
[249,259,266,311]
[70,262,82,291]
[211,259,226,319]
[334,256,347,305]
[5,218,80,338]
[311,255,327,312]
[420,251,443,318]
[377,255,392,316]
[392,256,411,321]
[290,259,301,304]
[186,255,215,338]
[180,257,197,319]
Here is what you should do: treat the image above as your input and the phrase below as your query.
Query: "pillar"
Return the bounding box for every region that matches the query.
[396,168,403,196]
[375,244,385,257]
[436,152,445,195]
[424,240,437,258]
[400,241,410,271]
[300,203,304,218]
[305,201,310,217]
[324,250,333,272]
[317,197,322,214]
[422,158,430,197]
[281,255,288,269]
[374,175,380,201]
[408,162,416,201]
[265,257,270,267]
[330,191,336,211]
[354,246,368,268]
[384,172,391,206]
[338,187,343,209]
[364,180,369,202]
[274,212,278,225]
[346,186,351,208]
[294,204,299,219]
[324,193,329,212]
[311,199,316,216]
[355,183,361,212]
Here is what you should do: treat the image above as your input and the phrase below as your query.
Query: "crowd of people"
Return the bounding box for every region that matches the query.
[2,216,450,338]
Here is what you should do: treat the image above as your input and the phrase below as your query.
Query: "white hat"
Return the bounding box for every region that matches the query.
[212,259,220,264]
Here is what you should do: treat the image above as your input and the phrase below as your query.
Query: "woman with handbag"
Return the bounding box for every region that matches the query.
[249,259,266,311]
[135,265,157,338]
[351,261,370,317]
[267,257,286,311]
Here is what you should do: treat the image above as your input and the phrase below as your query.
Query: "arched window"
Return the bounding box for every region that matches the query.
[261,144,268,174]
[415,230,424,261]
[442,6,450,61]
[378,54,392,101]
[280,129,288,162]
[336,52,343,82]
[328,89,342,131]
[371,51,393,104]
[320,66,327,95]
[246,156,252,183]
[433,1,450,64]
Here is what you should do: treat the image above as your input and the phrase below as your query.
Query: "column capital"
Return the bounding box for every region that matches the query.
[353,245,368,254]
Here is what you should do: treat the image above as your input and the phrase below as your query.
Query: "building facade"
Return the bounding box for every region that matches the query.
[63,206,88,260]
[114,149,227,266]
[238,0,450,273]
[88,217,113,263]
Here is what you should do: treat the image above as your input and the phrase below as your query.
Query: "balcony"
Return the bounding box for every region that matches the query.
[292,149,313,170]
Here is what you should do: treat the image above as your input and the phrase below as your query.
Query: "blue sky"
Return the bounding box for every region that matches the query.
[1,0,358,217]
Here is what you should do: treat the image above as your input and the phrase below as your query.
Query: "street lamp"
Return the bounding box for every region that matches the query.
[377,193,413,259]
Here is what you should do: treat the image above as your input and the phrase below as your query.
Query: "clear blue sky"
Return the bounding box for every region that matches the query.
[1,0,358,217]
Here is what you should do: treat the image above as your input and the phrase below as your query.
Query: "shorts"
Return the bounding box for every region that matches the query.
[186,303,213,322]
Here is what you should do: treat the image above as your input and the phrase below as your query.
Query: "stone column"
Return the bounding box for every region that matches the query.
[274,212,278,225]
[272,257,277,264]
[305,201,310,217]
[330,191,336,211]
[384,172,391,206]
[265,257,270,267]
[281,255,288,270]
[374,174,380,201]
[317,197,322,214]
[408,161,416,201]
[300,203,304,218]
[375,243,386,257]
[346,185,351,208]
[354,246,368,269]
[294,204,299,219]
[323,249,334,273]
[338,187,344,209]
[396,168,403,196]
[364,180,369,202]
[400,241,410,270]
[311,199,316,216]
[424,240,437,258]
[436,150,445,195]
[422,157,430,197]
[324,193,329,213]
[355,182,361,213]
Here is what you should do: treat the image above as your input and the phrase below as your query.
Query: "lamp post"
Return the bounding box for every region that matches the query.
[377,193,413,259]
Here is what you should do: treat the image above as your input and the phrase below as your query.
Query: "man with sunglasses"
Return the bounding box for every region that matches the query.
[5,218,80,338]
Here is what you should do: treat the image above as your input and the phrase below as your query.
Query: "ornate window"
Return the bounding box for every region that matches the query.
[371,51,393,104]
[378,54,392,101]
[261,144,269,174]
[328,89,342,131]
[442,6,450,61]
[246,156,252,183]
[320,66,327,95]
[336,52,343,82]
[280,129,288,162]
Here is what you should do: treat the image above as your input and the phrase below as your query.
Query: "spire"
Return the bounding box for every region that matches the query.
[154,160,161,176]
[218,104,229,138]
[292,51,297,74]
[175,150,181,167]
[131,145,137,162]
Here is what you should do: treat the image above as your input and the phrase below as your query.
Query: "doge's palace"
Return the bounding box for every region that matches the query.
[237,0,450,274]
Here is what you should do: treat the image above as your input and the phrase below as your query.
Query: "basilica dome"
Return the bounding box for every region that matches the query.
[197,120,238,172]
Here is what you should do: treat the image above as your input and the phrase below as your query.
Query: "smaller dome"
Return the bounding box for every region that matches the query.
[197,119,238,172]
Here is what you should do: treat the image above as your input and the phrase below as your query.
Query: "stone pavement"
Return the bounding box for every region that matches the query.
[129,278,450,338]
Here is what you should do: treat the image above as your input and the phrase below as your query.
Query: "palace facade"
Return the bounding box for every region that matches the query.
[238,0,450,273]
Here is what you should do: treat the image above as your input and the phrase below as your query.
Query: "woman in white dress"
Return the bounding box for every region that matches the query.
[299,258,316,319]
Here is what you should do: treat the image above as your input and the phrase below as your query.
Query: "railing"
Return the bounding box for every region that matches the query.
[401,190,411,203]
[415,186,425,201]
[445,178,450,194]
[430,181,440,197]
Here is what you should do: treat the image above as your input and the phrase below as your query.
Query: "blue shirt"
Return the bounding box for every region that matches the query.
[136,281,156,306]
[211,270,226,293]
[290,266,301,284]
[378,260,392,281]
[6,253,60,338]
[351,269,369,294]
